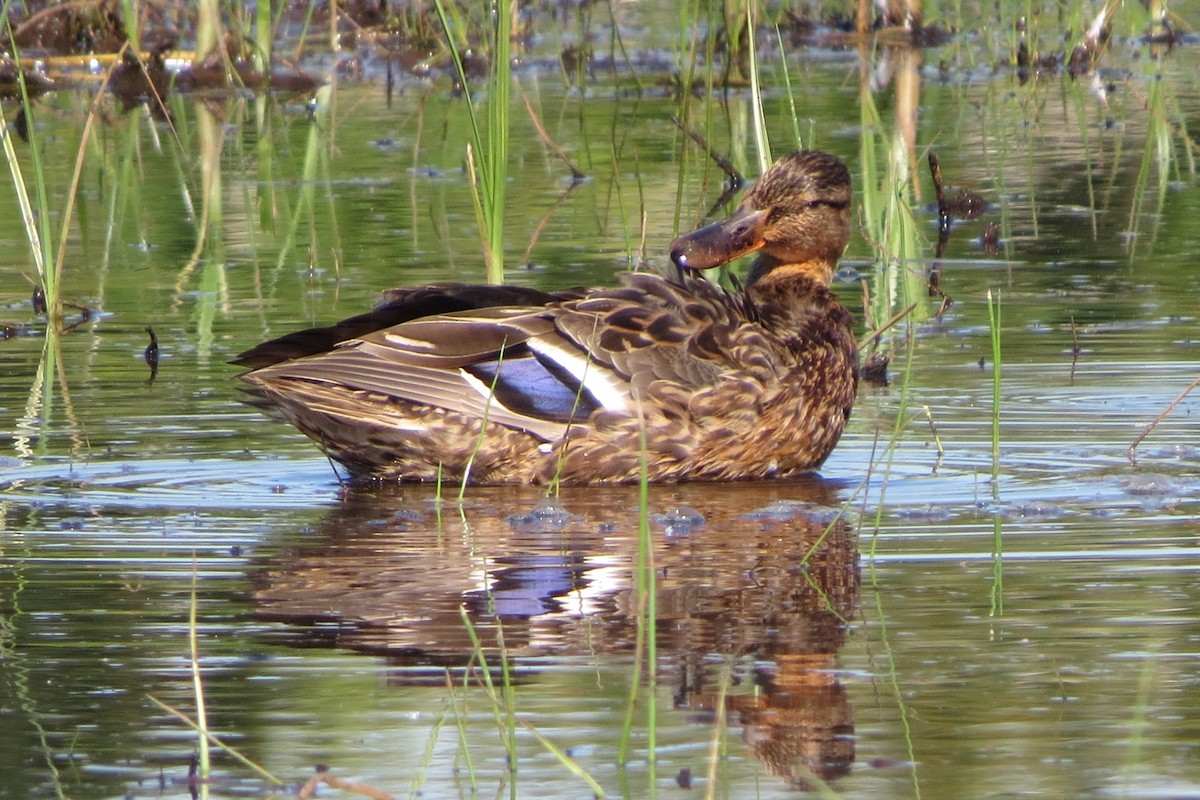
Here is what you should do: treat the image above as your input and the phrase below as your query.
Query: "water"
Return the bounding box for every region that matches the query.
[2,8,1200,799]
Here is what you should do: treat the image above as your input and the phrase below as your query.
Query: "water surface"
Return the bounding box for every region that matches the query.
[2,8,1200,799]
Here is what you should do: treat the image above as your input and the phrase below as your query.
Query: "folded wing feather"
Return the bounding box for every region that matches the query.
[242,272,753,445]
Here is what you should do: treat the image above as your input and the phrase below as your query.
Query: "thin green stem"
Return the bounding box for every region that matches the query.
[987,289,1004,616]
[1,21,56,316]
[775,23,803,149]
[745,0,771,172]
[432,0,510,283]
[987,289,1002,480]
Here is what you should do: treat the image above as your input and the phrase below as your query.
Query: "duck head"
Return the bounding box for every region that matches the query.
[669,150,852,288]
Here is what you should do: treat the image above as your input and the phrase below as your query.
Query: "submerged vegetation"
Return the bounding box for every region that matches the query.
[1,0,1199,798]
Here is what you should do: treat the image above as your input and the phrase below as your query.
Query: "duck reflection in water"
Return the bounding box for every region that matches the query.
[253,481,860,789]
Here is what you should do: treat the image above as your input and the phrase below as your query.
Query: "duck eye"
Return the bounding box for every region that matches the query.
[806,199,849,210]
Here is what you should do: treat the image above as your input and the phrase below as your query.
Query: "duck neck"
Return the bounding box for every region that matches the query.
[745,254,836,293]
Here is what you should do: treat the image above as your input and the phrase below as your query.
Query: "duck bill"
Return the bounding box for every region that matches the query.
[669,206,770,271]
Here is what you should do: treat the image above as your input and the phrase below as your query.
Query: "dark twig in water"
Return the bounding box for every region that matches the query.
[668,119,745,215]
[929,150,950,235]
[934,293,953,320]
[929,150,987,228]
[31,285,47,316]
[1068,0,1118,75]
[856,280,914,386]
[297,765,395,800]
[1069,314,1081,382]
[927,150,987,311]
[144,326,160,364]
[859,279,876,332]
[670,115,744,189]
[923,405,945,463]
[928,195,948,299]
[145,326,160,384]
[1127,374,1200,466]
[519,181,579,267]
[706,183,743,219]
[928,261,944,296]
[520,91,584,181]
[980,221,1000,255]
[858,302,917,353]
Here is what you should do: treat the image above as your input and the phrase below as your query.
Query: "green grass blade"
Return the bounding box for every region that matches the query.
[987,289,1001,479]
[775,23,803,149]
[0,101,46,286]
[986,289,1004,615]
[745,1,771,172]
[0,21,56,313]
[486,1,511,283]
[432,0,509,283]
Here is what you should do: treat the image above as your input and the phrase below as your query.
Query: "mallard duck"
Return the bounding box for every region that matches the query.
[234,149,858,484]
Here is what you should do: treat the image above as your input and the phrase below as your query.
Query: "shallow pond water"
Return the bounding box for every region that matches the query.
[2,6,1200,799]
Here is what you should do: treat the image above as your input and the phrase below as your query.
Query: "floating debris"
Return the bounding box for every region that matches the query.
[506,501,576,532]
[1122,473,1178,496]
[651,506,705,536]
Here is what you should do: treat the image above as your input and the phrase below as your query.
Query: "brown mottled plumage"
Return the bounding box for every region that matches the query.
[234,150,858,484]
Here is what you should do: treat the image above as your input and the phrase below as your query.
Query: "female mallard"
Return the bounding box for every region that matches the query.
[235,150,858,484]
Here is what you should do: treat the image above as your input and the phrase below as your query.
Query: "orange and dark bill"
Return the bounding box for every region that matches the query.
[669,205,770,271]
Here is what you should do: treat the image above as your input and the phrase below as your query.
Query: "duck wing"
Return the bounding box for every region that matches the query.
[240,305,595,441]
[231,282,585,369]
[238,273,754,444]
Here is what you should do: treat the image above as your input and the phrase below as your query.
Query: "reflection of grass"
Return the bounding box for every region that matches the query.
[987,290,1002,482]
[264,83,342,313]
[619,428,658,781]
[1126,59,1196,260]
[1121,654,1159,790]
[458,609,606,797]
[149,567,284,796]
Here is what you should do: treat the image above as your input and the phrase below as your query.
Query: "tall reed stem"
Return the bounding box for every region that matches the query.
[433,0,511,283]
[0,24,56,319]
